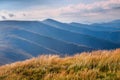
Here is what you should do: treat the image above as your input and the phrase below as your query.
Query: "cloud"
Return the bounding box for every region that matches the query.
[0,0,67,10]
[0,0,120,23]
[1,16,7,19]
[59,0,120,13]
[23,14,26,16]
[56,0,120,22]
[0,10,25,20]
[8,13,15,17]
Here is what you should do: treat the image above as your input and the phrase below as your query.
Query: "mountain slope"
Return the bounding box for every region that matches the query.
[43,19,120,44]
[9,28,92,54]
[0,19,120,65]
[1,21,119,49]
[70,22,120,43]
[71,20,120,31]
[0,22,93,65]
[0,48,120,80]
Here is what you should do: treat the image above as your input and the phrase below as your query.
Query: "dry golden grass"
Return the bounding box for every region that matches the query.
[0,48,120,80]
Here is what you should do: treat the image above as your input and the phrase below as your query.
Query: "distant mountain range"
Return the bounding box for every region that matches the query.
[0,19,120,65]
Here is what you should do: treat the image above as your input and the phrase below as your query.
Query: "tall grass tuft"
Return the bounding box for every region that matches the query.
[0,48,120,80]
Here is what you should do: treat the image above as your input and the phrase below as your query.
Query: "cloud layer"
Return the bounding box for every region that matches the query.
[0,0,120,23]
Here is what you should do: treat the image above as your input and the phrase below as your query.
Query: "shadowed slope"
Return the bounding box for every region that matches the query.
[70,22,120,43]
[9,28,92,54]
[0,21,119,49]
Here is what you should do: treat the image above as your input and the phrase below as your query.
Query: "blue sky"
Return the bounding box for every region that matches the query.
[0,0,120,23]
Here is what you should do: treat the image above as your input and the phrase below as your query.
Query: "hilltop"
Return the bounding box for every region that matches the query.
[0,48,120,80]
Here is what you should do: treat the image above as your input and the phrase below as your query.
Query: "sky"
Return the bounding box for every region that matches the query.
[0,0,120,23]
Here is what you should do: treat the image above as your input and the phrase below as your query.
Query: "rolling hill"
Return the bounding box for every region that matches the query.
[0,48,120,80]
[0,19,120,65]
[70,22,120,44]
[43,19,120,44]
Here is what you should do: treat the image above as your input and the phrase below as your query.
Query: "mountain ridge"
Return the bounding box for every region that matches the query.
[0,19,120,65]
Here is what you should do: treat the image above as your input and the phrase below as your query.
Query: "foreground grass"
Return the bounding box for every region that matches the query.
[0,49,120,80]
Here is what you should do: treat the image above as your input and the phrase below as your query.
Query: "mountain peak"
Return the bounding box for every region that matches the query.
[43,18,57,22]
[42,18,63,24]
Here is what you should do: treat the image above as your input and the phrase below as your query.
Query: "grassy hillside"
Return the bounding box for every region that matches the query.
[0,49,120,80]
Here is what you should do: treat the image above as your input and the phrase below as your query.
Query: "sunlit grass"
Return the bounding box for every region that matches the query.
[0,48,120,80]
